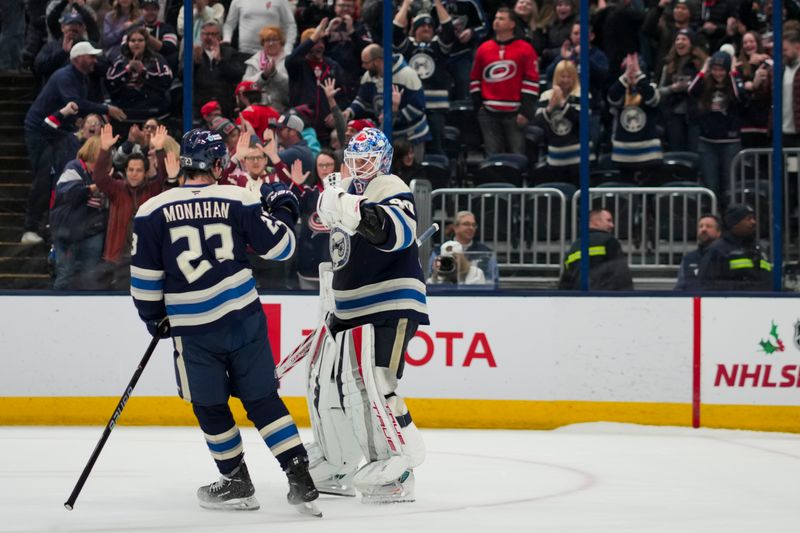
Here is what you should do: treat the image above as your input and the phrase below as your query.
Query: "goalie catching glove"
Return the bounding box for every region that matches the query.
[260,182,300,225]
[317,186,363,235]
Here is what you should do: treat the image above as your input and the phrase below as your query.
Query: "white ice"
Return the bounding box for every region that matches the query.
[1,423,798,532]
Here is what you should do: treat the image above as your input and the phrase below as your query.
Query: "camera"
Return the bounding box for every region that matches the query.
[439,255,456,274]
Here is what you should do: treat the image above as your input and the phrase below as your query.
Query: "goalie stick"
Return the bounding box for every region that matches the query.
[275,223,439,380]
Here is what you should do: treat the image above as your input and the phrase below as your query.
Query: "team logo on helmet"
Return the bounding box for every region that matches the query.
[329,227,351,270]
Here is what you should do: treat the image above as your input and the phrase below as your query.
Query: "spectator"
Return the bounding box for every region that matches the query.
[296,0,336,35]
[177,0,225,47]
[0,0,24,70]
[93,123,172,289]
[390,137,421,183]
[535,59,582,184]
[688,51,746,199]
[76,112,105,143]
[698,205,772,291]
[20,0,49,71]
[675,214,721,290]
[242,29,290,111]
[34,11,95,83]
[106,26,173,121]
[514,0,540,43]
[234,81,280,138]
[287,150,339,289]
[102,0,143,61]
[393,0,455,155]
[558,208,634,290]
[345,43,430,160]
[140,0,178,71]
[291,104,323,155]
[191,20,245,119]
[324,0,375,99]
[222,131,274,192]
[200,100,222,126]
[286,22,345,144]
[21,42,126,245]
[607,53,663,176]
[223,0,296,56]
[428,240,488,285]
[471,7,540,155]
[699,0,736,52]
[434,0,489,100]
[643,0,703,82]
[274,113,314,172]
[737,31,771,148]
[429,210,497,279]
[536,0,577,73]
[49,135,107,290]
[594,0,646,82]
[779,29,800,147]
[209,116,241,156]
[45,1,100,45]
[658,28,706,152]
[244,26,289,81]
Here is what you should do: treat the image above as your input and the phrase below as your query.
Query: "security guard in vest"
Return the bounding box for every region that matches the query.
[697,204,772,291]
[559,208,634,290]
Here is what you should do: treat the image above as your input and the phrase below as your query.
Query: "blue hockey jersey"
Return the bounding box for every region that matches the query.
[328,174,429,332]
[130,184,295,336]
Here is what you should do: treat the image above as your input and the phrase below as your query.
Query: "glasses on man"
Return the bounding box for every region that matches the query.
[244,155,266,161]
[201,31,220,37]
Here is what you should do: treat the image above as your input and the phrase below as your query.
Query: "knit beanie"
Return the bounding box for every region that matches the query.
[723,205,754,230]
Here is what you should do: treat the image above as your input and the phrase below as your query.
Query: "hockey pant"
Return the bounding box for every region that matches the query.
[307,319,426,488]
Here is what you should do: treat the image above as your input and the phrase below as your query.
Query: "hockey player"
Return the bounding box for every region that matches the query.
[308,127,428,503]
[129,129,321,517]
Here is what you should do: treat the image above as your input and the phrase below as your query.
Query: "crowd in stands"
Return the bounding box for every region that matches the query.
[1,0,793,291]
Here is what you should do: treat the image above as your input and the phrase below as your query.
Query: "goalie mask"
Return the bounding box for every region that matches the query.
[180,128,230,178]
[343,127,393,184]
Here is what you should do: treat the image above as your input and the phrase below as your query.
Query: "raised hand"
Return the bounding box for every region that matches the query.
[322,77,340,103]
[165,150,181,179]
[100,123,120,151]
[290,158,310,186]
[233,126,251,161]
[391,84,404,112]
[312,17,329,41]
[149,125,168,150]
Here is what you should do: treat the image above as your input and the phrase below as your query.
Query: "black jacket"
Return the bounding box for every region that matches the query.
[675,243,710,291]
[698,232,772,291]
[559,229,633,290]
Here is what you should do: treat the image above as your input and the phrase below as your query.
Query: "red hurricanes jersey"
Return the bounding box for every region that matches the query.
[469,39,540,112]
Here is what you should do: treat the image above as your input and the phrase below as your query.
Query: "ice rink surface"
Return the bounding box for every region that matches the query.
[1,423,798,533]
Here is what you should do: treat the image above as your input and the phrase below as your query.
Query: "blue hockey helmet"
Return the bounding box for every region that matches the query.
[343,127,393,182]
[180,128,229,173]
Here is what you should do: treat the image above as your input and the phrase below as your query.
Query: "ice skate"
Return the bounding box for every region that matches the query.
[313,471,357,497]
[285,455,322,517]
[196,461,260,511]
[359,469,415,504]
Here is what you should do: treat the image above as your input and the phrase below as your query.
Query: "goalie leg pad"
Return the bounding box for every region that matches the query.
[306,329,362,495]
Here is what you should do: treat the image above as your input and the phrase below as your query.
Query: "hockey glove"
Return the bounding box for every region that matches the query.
[261,182,300,223]
[316,186,362,235]
[146,316,171,339]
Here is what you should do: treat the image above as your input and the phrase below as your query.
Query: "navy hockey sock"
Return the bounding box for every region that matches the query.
[193,403,244,475]
[243,392,306,470]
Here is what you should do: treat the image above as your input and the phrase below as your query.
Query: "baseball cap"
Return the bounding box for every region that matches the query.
[60,11,84,25]
[235,80,260,97]
[440,240,464,257]
[276,113,304,133]
[200,100,221,119]
[209,116,238,137]
[69,41,102,60]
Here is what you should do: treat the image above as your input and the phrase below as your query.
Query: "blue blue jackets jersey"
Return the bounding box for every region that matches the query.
[130,184,295,336]
[328,174,429,331]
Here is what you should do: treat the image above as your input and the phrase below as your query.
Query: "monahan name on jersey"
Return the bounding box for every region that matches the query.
[329,174,429,329]
[130,184,295,335]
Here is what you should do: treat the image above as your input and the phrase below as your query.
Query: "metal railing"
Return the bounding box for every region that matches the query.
[730,148,800,263]
[570,187,718,271]
[420,186,569,273]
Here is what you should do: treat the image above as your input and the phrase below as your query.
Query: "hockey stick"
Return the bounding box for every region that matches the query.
[64,319,169,510]
[275,223,440,380]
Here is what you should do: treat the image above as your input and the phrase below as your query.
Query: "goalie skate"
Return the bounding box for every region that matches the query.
[314,471,357,497]
[358,469,415,504]
[196,462,260,511]
[285,456,323,518]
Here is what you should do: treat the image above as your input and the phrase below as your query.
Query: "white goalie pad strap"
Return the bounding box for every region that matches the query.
[385,394,426,468]
[306,329,362,481]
